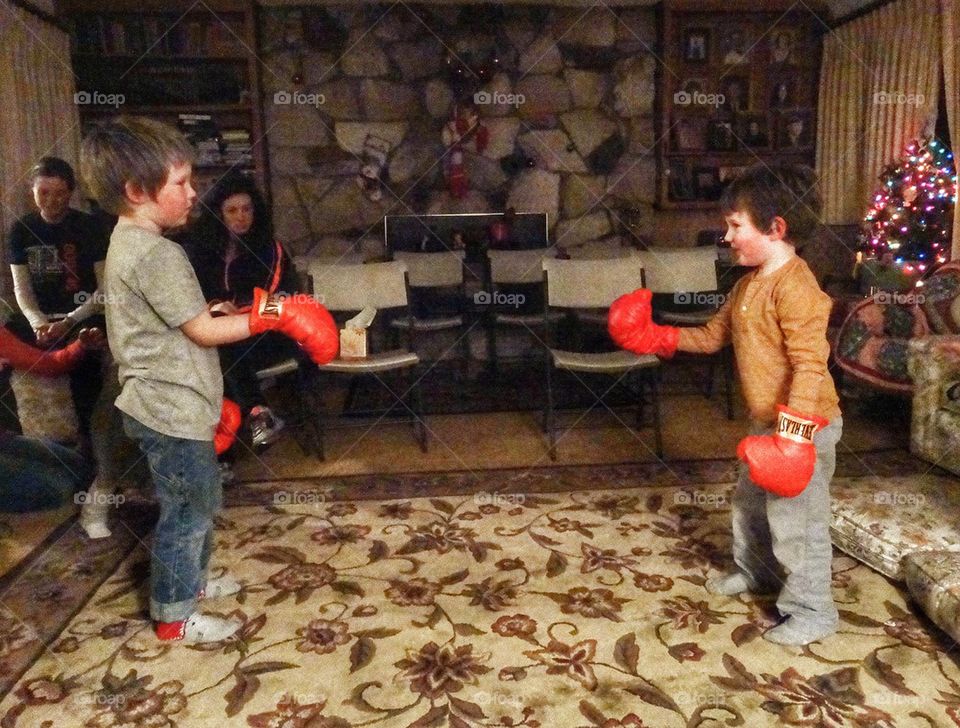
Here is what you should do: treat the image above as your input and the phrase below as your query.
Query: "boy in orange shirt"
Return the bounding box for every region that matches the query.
[609,163,842,645]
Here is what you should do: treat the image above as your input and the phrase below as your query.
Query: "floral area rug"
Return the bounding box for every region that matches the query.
[0,506,75,580]
[1,450,956,728]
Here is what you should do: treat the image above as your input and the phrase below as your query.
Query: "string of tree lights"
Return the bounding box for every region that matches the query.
[858,137,958,278]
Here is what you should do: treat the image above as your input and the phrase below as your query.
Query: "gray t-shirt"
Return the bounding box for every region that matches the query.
[104,221,222,440]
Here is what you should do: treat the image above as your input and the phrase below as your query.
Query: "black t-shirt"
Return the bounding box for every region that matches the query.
[7,209,107,316]
[182,236,297,307]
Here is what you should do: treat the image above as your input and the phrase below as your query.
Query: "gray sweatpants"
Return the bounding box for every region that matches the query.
[731,416,843,630]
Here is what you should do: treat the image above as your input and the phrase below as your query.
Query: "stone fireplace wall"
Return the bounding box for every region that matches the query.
[259,4,672,259]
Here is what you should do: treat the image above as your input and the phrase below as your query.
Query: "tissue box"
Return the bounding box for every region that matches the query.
[340,327,368,359]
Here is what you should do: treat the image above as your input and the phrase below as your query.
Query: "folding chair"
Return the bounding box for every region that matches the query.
[638,246,735,419]
[391,250,471,379]
[307,260,427,460]
[484,247,559,372]
[542,256,663,461]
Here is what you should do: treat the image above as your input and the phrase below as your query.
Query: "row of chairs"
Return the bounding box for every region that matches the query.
[266,246,734,462]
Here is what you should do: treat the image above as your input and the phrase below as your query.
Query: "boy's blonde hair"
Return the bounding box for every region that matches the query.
[80,116,194,216]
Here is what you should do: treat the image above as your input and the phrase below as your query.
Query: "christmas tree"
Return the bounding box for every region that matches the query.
[859,138,957,275]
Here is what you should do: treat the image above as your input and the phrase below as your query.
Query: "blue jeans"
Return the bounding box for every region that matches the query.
[0,433,91,512]
[122,414,222,622]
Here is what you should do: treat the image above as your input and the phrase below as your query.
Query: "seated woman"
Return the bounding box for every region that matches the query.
[182,173,303,448]
[6,157,108,443]
[0,320,103,512]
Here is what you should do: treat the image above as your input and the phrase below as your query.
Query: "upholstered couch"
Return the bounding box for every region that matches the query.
[828,334,960,645]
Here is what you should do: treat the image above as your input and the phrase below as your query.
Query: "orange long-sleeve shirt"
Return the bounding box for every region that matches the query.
[678,255,841,425]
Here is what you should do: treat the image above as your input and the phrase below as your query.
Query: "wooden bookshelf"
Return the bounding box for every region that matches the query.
[59,0,269,199]
[657,0,825,209]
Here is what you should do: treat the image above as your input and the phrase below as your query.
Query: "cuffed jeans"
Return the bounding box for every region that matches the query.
[122,415,222,622]
[731,416,843,630]
[0,433,91,512]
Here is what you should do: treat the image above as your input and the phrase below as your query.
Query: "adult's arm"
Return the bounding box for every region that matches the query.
[64,260,106,323]
[10,265,47,331]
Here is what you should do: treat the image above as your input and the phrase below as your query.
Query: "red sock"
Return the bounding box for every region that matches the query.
[155,620,187,640]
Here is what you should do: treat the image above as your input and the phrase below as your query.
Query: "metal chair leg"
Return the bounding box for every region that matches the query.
[411,368,428,452]
[298,365,324,459]
[651,370,663,460]
[343,375,361,415]
[546,360,557,460]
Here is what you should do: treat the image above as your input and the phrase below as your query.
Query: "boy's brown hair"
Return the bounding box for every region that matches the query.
[720,163,822,244]
[79,116,194,216]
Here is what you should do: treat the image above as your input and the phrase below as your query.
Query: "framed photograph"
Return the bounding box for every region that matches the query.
[719,166,748,185]
[672,117,707,151]
[770,28,797,64]
[719,75,750,113]
[770,75,797,109]
[775,109,814,150]
[681,77,708,97]
[693,166,722,200]
[682,28,709,63]
[718,24,751,65]
[737,113,770,149]
[707,119,736,151]
[668,160,696,201]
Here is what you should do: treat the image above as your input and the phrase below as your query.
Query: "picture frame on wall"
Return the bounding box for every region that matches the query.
[668,160,696,201]
[737,113,770,149]
[718,24,750,65]
[683,28,709,63]
[693,166,722,200]
[770,73,797,109]
[719,165,748,186]
[680,78,709,99]
[672,117,707,151]
[706,119,736,151]
[776,109,813,150]
[719,75,750,114]
[770,28,797,64]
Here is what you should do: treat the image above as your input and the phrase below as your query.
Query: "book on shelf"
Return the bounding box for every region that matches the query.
[204,18,245,56]
[102,18,127,55]
[178,113,223,166]
[221,128,253,166]
[73,16,104,54]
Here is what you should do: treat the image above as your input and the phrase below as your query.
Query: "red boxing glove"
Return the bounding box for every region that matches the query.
[215,399,241,455]
[0,327,85,376]
[248,289,339,365]
[607,289,680,358]
[737,405,830,497]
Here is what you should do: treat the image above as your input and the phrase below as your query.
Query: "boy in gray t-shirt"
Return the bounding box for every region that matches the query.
[81,117,338,643]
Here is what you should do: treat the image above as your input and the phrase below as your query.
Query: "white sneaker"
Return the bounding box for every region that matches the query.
[199,575,241,600]
[80,517,112,540]
[155,613,241,643]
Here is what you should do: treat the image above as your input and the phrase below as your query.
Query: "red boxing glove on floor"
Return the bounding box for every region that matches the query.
[248,289,339,365]
[215,399,241,455]
[607,289,680,358]
[737,405,830,497]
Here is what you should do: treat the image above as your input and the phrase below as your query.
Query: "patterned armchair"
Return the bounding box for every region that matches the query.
[826,265,960,645]
[834,262,960,395]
